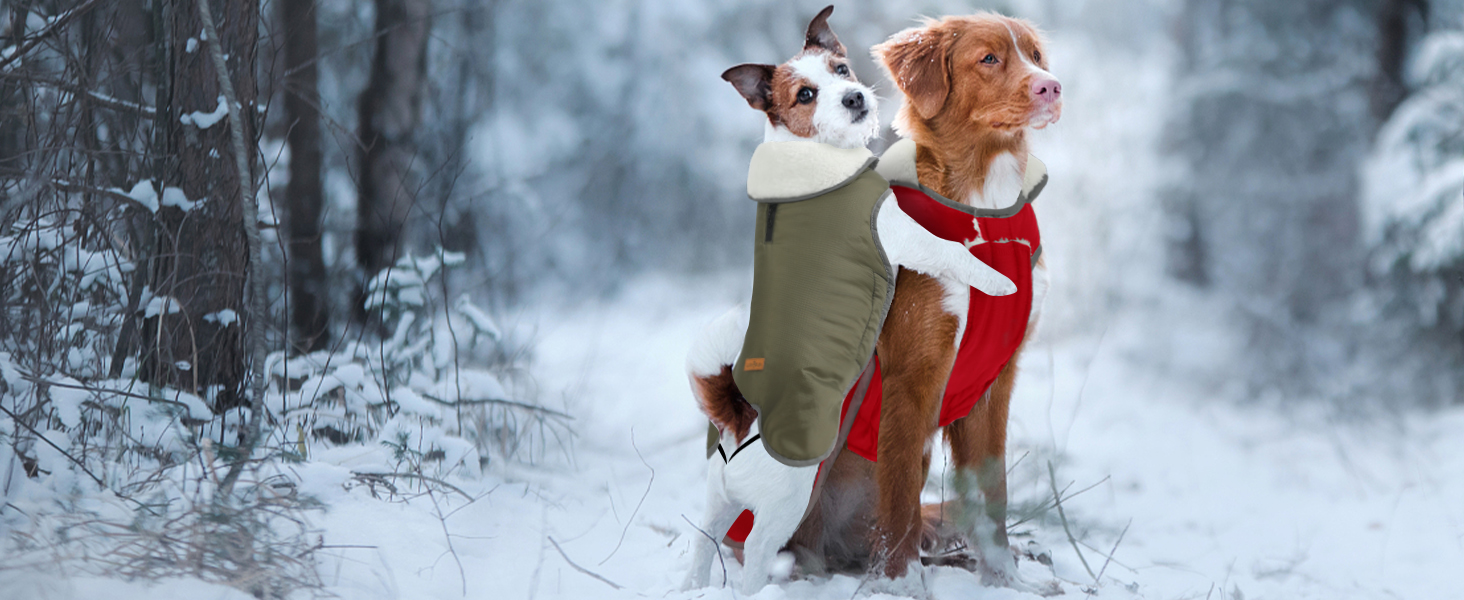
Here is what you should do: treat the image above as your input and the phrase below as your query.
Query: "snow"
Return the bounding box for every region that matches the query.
[180,95,229,129]
[49,377,89,428]
[141,295,181,318]
[273,274,1462,600]
[203,309,238,326]
[116,180,159,213]
[160,186,197,211]
[186,37,198,54]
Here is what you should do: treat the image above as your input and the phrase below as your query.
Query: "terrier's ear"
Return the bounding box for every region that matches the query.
[722,64,777,111]
[804,5,847,56]
[873,25,951,120]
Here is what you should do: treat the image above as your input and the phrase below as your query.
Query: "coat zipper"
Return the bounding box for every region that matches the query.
[765,204,777,243]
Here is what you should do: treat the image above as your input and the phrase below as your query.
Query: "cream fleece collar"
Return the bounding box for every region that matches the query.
[746,141,877,202]
[875,138,1047,204]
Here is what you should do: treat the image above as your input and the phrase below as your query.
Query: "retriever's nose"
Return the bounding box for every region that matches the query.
[1031,77,1061,104]
[842,91,865,111]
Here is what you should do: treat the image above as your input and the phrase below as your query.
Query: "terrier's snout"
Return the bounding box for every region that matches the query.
[842,91,865,111]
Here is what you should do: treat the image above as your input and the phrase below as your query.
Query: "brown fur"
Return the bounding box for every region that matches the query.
[693,365,756,443]
[796,14,1059,581]
[874,14,1056,203]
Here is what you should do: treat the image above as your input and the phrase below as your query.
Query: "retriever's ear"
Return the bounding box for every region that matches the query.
[722,64,777,111]
[873,25,951,120]
[804,5,846,56]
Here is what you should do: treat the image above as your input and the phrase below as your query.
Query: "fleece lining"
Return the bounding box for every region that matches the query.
[746,141,878,202]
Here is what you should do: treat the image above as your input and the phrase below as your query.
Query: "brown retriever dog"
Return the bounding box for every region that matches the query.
[788,12,1061,590]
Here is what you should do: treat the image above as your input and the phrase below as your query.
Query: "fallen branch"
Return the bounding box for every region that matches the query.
[419,392,572,420]
[349,471,473,501]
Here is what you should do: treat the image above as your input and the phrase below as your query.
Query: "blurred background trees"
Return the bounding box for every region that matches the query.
[0,0,1459,590]
[1164,0,1463,403]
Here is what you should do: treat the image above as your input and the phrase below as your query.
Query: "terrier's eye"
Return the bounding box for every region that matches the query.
[797,87,816,104]
[835,64,850,77]
[1033,50,1042,63]
[981,53,999,65]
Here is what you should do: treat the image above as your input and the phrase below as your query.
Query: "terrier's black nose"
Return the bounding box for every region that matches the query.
[842,91,864,110]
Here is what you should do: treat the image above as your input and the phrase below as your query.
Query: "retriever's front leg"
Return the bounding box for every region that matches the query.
[871,270,959,583]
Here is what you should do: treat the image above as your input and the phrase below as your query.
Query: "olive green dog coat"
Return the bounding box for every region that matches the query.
[724,141,895,467]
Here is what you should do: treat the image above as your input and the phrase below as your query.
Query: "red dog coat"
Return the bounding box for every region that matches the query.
[841,184,1041,461]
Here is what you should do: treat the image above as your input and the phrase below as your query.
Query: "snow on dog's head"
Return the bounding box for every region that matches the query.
[721,5,879,150]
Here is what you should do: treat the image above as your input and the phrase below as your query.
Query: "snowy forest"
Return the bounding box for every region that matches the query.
[0,0,1460,598]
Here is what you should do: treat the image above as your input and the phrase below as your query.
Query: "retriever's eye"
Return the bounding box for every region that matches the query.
[835,64,850,77]
[797,87,816,104]
[981,53,999,65]
[1033,50,1042,63]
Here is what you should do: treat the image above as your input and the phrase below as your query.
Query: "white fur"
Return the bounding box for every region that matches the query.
[687,306,749,377]
[1004,22,1061,129]
[877,199,1017,297]
[683,420,818,595]
[1028,257,1049,338]
[968,152,1025,210]
[784,52,880,150]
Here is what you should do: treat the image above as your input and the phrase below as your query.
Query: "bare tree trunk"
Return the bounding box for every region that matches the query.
[280,0,329,352]
[1372,0,1429,122]
[356,0,431,285]
[141,0,258,413]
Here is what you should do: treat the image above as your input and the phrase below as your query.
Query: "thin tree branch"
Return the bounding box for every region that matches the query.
[0,71,156,116]
[599,428,653,565]
[1047,461,1096,581]
[0,402,158,515]
[349,471,472,501]
[1096,518,1132,582]
[681,514,731,591]
[0,0,102,73]
[548,536,630,592]
[196,0,267,497]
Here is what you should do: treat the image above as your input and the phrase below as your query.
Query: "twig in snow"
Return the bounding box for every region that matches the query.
[426,486,467,596]
[1047,461,1096,581]
[1076,539,1137,574]
[1096,518,1131,581]
[349,471,473,501]
[599,428,653,565]
[548,536,626,591]
[680,514,730,593]
[1009,474,1111,529]
[0,402,157,515]
[1007,450,1030,475]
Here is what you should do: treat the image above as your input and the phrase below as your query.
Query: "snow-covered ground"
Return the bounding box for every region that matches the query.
[276,273,1457,600]
[5,272,1459,600]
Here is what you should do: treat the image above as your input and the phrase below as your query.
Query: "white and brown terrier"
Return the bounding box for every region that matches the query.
[681,6,1019,595]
